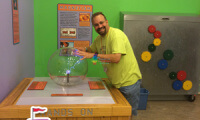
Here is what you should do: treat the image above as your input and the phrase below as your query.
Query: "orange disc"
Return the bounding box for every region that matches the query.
[183,80,192,91]
[141,51,151,62]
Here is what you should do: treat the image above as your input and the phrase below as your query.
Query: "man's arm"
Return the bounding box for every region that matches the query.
[77,50,121,63]
[86,47,93,53]
[98,53,121,63]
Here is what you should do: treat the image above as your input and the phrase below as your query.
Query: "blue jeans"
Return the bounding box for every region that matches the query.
[118,79,141,116]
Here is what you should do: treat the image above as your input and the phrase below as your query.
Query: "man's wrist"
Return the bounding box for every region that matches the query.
[93,52,98,58]
[92,52,98,65]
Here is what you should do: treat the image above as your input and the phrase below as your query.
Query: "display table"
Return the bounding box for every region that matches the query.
[0,77,131,120]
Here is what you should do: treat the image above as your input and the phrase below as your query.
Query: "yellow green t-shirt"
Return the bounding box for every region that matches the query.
[90,27,142,88]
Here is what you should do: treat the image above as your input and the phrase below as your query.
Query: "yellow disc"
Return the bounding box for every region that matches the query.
[141,51,151,62]
[183,80,192,91]
[153,38,161,46]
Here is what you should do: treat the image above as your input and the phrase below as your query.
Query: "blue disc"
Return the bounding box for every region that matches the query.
[158,59,168,70]
[172,80,183,90]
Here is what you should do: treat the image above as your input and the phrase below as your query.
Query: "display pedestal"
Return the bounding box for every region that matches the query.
[0,77,131,120]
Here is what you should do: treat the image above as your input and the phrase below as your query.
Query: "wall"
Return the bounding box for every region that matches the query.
[0,0,35,102]
[34,0,200,78]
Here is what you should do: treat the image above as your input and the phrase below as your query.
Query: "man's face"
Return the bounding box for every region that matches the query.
[92,15,109,36]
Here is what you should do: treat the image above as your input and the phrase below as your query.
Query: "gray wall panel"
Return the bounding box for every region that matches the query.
[122,12,200,96]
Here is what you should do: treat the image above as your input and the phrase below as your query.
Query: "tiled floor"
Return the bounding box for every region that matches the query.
[132,95,200,120]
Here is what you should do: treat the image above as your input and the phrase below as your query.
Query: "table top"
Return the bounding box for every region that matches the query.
[0,77,131,118]
[16,77,115,105]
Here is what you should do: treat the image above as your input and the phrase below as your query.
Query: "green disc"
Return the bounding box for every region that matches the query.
[163,50,174,60]
[169,72,177,79]
[148,44,156,52]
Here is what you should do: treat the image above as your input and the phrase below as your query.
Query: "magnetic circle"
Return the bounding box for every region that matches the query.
[183,80,192,91]
[172,80,183,90]
[163,50,174,60]
[148,44,156,52]
[148,25,156,33]
[154,31,162,38]
[169,72,177,79]
[153,38,161,46]
[177,71,187,81]
[141,51,152,62]
[158,59,168,70]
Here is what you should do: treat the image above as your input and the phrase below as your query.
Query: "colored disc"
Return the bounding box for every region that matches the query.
[183,80,192,91]
[163,50,174,60]
[141,51,152,62]
[153,38,161,46]
[158,59,168,70]
[177,71,187,81]
[169,72,177,79]
[148,44,156,52]
[148,25,156,33]
[154,31,162,38]
[172,80,183,90]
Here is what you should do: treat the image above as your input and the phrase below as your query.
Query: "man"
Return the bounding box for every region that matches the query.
[77,12,142,116]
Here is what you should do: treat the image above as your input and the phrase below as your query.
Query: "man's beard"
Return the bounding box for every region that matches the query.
[97,26,106,36]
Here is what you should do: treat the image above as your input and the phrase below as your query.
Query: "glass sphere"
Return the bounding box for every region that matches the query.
[47,47,88,86]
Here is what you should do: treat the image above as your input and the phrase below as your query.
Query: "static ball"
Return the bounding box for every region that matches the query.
[47,47,88,86]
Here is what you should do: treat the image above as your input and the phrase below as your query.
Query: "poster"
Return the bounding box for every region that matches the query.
[12,0,20,44]
[57,4,93,48]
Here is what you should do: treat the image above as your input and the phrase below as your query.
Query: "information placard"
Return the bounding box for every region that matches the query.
[12,0,20,44]
[57,4,93,48]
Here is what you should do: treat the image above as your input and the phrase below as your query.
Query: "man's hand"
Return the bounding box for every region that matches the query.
[77,50,94,60]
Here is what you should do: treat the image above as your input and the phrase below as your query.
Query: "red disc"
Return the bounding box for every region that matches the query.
[148,25,156,33]
[154,31,162,38]
[177,71,187,81]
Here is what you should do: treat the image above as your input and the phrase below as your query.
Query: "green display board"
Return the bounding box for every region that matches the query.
[34,0,200,78]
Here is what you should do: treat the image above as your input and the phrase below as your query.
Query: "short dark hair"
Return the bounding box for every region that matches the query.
[92,12,107,21]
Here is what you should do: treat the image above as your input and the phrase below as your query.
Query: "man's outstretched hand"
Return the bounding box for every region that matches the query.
[76,50,94,60]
